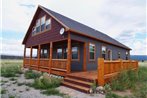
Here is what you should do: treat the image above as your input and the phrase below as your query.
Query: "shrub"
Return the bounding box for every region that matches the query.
[1,65,22,77]
[24,70,41,79]
[0,89,6,94]
[30,75,62,90]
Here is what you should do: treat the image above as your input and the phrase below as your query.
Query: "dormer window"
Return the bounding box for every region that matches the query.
[36,19,40,33]
[41,16,45,31]
[46,19,51,29]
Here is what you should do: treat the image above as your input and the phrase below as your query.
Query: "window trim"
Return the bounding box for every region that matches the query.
[32,16,52,36]
[72,46,80,61]
[101,45,107,59]
[88,42,96,61]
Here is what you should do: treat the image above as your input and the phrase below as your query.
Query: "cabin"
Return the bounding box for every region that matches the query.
[22,5,134,93]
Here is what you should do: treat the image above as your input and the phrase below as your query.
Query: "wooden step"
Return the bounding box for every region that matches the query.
[66,74,95,83]
[64,77,92,88]
[62,81,90,93]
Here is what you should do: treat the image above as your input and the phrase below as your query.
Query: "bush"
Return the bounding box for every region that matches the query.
[1,64,22,77]
[31,76,62,90]
[24,70,41,79]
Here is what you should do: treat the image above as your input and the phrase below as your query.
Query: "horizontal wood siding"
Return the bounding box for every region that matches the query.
[70,33,130,71]
[25,9,66,47]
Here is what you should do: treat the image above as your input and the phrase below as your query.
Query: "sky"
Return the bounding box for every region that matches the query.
[1,0,147,56]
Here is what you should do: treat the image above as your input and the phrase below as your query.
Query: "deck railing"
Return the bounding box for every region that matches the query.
[52,59,67,70]
[31,58,38,66]
[24,58,30,67]
[23,58,67,75]
[39,59,49,68]
[97,58,138,86]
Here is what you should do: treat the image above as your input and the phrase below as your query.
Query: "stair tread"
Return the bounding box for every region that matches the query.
[67,74,95,81]
[62,81,90,91]
[65,77,92,85]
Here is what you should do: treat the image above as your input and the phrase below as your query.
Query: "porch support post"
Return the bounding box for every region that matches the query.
[23,45,26,68]
[38,45,41,71]
[49,42,53,74]
[83,42,87,71]
[30,46,33,68]
[67,32,71,74]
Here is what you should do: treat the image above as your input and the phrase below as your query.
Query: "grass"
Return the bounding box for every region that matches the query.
[0,60,23,77]
[0,89,7,94]
[106,65,147,98]
[24,70,42,79]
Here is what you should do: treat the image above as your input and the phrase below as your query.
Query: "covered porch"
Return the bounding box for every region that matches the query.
[23,37,87,76]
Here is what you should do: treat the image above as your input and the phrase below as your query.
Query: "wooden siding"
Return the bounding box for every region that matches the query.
[25,9,67,47]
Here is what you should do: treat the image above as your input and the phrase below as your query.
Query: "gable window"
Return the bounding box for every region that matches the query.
[32,26,36,35]
[118,52,121,59]
[46,19,51,29]
[102,46,106,59]
[57,48,62,59]
[72,47,79,60]
[36,19,40,33]
[41,16,46,31]
[89,43,95,60]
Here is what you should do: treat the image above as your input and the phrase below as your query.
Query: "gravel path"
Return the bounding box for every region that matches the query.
[1,73,105,98]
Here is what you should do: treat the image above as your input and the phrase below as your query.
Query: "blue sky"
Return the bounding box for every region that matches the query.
[1,0,146,56]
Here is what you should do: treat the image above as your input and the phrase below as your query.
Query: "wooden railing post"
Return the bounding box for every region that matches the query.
[67,32,71,74]
[30,47,32,68]
[49,42,53,74]
[98,58,105,86]
[120,59,123,71]
[83,42,87,71]
[38,45,41,71]
[23,46,26,68]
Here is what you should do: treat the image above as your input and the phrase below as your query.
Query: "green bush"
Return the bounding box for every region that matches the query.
[1,64,22,77]
[31,76,62,90]
[24,70,41,79]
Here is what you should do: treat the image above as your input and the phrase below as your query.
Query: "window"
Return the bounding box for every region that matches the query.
[102,46,106,59]
[36,19,40,33]
[126,51,128,60]
[57,48,62,59]
[32,26,36,35]
[41,16,46,31]
[89,43,95,60]
[118,52,121,59]
[46,19,51,29]
[41,49,49,58]
[72,47,79,60]
[63,48,67,59]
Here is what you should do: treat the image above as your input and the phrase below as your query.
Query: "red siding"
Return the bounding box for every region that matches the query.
[25,9,66,47]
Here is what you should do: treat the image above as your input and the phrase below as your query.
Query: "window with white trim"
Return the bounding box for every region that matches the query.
[89,43,95,60]
[102,46,106,59]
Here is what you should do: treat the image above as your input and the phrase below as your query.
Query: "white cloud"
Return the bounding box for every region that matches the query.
[1,38,24,56]
[1,0,146,55]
